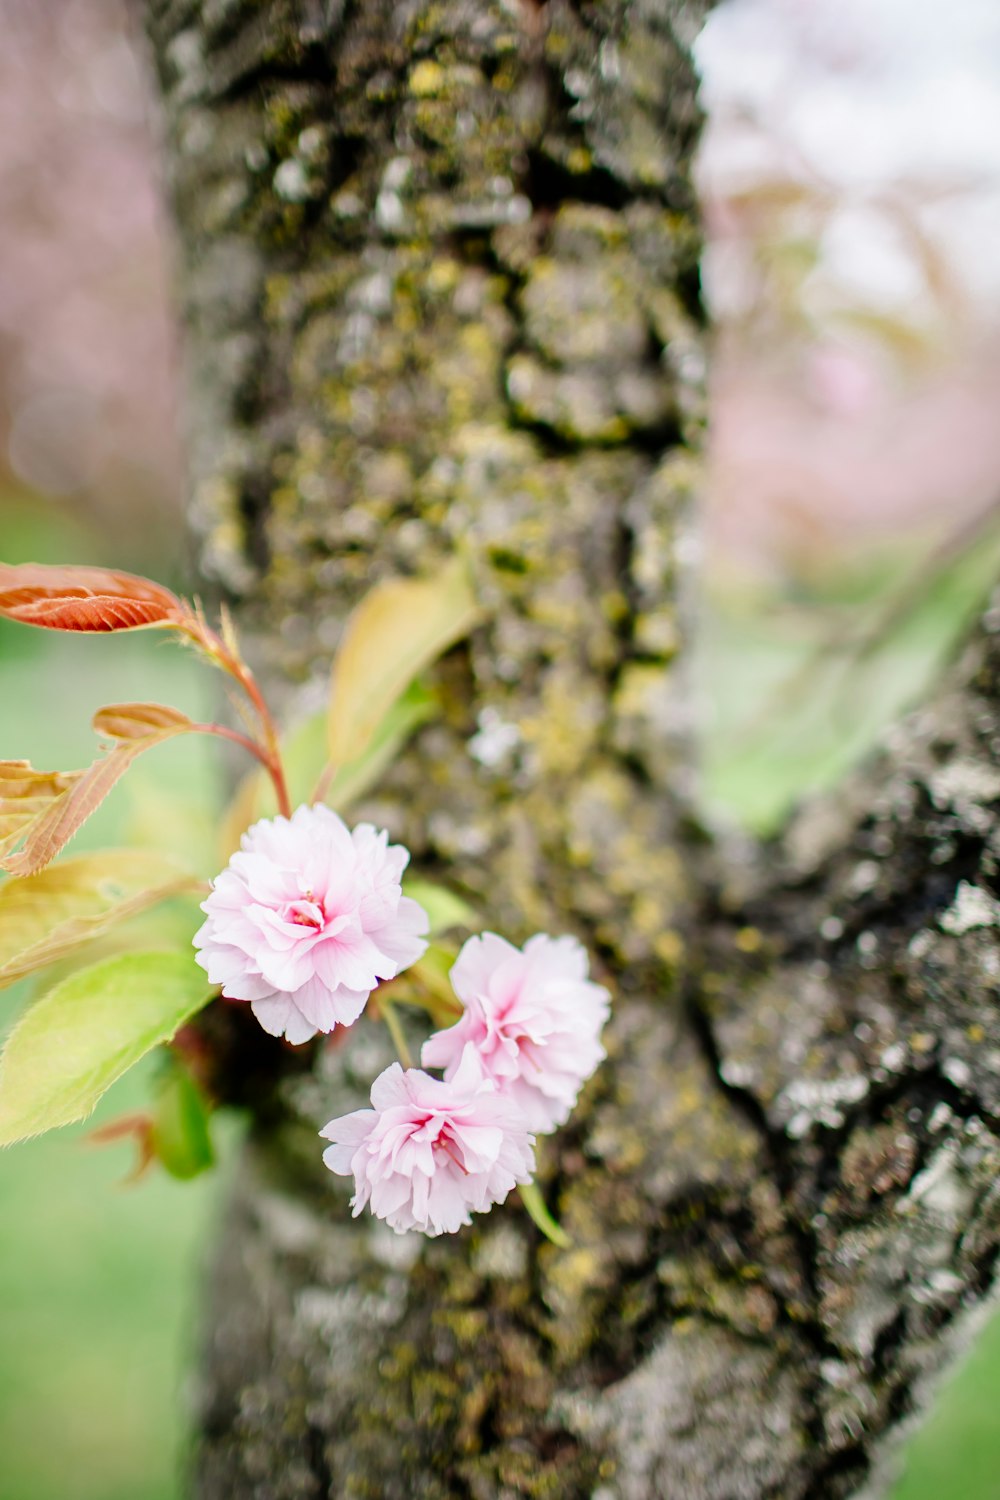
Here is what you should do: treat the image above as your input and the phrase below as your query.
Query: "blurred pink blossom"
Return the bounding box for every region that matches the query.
[0,0,180,532]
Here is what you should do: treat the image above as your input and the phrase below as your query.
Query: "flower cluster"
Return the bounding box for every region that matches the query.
[194,804,610,1236]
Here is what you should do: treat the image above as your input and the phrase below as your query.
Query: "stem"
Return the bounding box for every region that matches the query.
[193,722,273,772]
[376,976,461,1029]
[518,1180,572,1249]
[379,998,414,1069]
[182,611,293,817]
[225,658,292,817]
[312,759,338,805]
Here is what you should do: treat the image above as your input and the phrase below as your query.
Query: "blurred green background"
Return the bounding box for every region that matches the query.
[0,496,228,1500]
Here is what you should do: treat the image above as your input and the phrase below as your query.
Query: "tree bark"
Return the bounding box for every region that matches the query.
[143,3,1000,1497]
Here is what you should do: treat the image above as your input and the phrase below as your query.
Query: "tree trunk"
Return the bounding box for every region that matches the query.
[143,3,1000,1497]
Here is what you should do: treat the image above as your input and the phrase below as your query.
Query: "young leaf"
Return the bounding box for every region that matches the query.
[1,715,196,877]
[0,760,84,858]
[92,702,196,740]
[0,850,199,989]
[0,562,183,632]
[327,556,481,765]
[86,1111,156,1183]
[150,1060,215,1180]
[0,950,213,1145]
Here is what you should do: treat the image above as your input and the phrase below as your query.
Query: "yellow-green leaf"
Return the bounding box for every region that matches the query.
[0,850,199,990]
[327,557,481,765]
[0,950,213,1145]
[323,680,436,809]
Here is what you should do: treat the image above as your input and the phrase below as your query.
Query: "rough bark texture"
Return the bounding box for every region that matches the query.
[142,3,1000,1497]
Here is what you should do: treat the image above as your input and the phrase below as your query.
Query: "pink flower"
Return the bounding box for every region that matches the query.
[421,933,610,1133]
[193,804,428,1044]
[320,1047,535,1236]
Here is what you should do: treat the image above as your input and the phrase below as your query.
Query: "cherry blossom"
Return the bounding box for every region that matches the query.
[194,804,428,1043]
[320,1047,535,1236]
[422,932,610,1133]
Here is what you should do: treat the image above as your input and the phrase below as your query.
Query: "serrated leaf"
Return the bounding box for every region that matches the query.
[0,951,213,1145]
[327,557,481,765]
[93,702,196,740]
[0,760,84,857]
[402,878,478,936]
[0,850,199,989]
[1,718,195,877]
[0,562,183,632]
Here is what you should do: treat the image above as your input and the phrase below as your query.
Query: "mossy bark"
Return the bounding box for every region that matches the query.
[144,3,1000,1497]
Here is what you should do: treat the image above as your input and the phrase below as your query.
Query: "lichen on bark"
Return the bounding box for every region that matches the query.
[143,2,1000,1497]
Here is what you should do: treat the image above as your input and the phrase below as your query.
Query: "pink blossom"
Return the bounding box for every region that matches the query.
[422,933,610,1133]
[320,1047,535,1236]
[193,804,428,1043]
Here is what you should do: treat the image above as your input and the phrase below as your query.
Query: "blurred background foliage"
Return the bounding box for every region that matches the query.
[1,0,999,1495]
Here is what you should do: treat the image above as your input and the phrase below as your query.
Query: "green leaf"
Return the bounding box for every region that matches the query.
[327,557,481,766]
[0,850,200,990]
[518,1180,572,1249]
[150,1060,215,1181]
[0,951,213,1145]
[402,878,478,936]
[321,680,437,810]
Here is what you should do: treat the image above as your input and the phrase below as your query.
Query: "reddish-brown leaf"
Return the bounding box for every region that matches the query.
[0,563,183,633]
[0,761,85,858]
[0,721,196,878]
[93,703,196,741]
